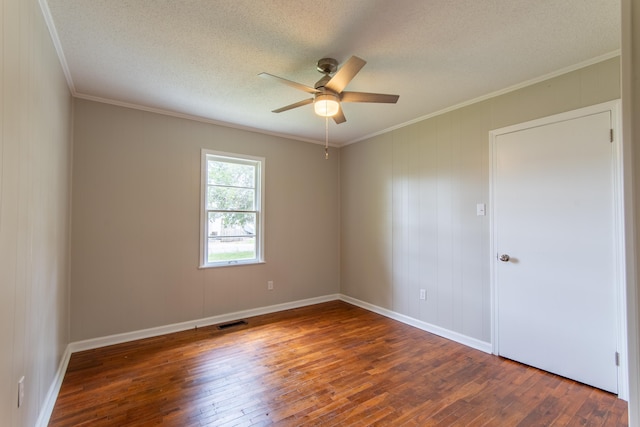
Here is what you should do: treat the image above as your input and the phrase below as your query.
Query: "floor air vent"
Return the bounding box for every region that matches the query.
[217,320,248,330]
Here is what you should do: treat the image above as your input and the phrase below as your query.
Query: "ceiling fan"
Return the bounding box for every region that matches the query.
[259,56,399,124]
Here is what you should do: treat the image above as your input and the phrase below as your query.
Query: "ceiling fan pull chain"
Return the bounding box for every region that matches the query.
[325,116,329,160]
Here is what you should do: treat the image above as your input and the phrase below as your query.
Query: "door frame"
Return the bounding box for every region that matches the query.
[489,100,627,399]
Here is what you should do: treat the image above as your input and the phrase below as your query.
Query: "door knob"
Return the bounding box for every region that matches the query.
[499,254,510,262]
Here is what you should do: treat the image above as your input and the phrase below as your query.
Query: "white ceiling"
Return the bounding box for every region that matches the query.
[43,0,621,146]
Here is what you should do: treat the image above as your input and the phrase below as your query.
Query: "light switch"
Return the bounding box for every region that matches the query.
[476,203,486,216]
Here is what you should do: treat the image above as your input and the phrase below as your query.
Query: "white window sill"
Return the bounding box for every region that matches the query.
[199,260,265,269]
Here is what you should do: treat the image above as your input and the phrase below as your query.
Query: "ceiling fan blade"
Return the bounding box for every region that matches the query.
[325,56,366,93]
[341,91,399,103]
[272,98,314,113]
[332,105,346,124]
[259,72,319,94]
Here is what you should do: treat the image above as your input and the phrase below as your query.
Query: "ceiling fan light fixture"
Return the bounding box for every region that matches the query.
[314,93,340,117]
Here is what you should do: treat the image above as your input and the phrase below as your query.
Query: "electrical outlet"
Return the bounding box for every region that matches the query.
[419,289,426,300]
[267,280,274,290]
[18,376,24,408]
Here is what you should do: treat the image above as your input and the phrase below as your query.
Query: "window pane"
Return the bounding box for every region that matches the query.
[207,160,255,188]
[207,212,256,262]
[207,236,256,263]
[206,186,255,210]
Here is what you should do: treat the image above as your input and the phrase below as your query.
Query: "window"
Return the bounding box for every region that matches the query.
[200,150,264,268]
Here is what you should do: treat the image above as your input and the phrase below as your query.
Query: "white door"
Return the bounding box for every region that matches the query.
[492,109,618,393]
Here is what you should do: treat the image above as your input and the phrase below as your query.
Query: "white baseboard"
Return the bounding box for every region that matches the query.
[69,293,491,355]
[69,294,341,353]
[40,293,491,426]
[339,295,493,354]
[35,344,73,427]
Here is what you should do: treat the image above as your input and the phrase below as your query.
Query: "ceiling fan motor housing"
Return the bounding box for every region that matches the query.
[316,58,338,75]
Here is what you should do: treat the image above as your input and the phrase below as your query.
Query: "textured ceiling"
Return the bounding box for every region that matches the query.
[43,0,621,146]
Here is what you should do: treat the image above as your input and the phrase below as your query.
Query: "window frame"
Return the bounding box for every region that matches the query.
[200,149,265,268]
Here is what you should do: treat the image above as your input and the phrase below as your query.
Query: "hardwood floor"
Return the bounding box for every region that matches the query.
[49,301,628,426]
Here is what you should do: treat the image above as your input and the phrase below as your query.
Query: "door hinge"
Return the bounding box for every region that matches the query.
[610,129,614,143]
[615,351,620,366]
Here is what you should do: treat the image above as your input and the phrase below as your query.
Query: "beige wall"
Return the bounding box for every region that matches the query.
[70,100,341,341]
[0,0,73,425]
[341,57,620,344]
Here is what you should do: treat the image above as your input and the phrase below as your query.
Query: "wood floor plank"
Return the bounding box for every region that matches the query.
[49,301,627,426]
